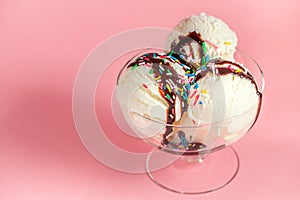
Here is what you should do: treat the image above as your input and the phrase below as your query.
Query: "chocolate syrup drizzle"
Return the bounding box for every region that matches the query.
[171,31,262,133]
[125,31,262,151]
[127,53,188,144]
[212,59,263,128]
[171,31,205,69]
[127,52,208,150]
[193,59,262,127]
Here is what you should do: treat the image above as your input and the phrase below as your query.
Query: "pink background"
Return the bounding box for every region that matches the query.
[1,0,299,199]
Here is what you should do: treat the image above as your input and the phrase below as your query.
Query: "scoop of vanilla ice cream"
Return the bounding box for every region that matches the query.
[117,65,166,121]
[168,70,260,146]
[185,66,260,145]
[116,55,186,138]
[165,13,238,61]
[187,73,259,124]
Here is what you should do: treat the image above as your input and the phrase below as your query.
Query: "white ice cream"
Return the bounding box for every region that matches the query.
[187,69,259,125]
[116,55,261,146]
[116,13,261,149]
[165,13,238,62]
[182,62,261,145]
[116,54,187,138]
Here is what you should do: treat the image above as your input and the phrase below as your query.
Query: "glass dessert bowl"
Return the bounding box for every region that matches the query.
[115,48,264,194]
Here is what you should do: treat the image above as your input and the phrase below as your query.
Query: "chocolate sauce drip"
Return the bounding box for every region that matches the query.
[216,60,263,129]
[127,53,188,144]
[171,31,205,68]
[212,59,262,97]
[194,59,263,129]
[127,53,215,151]
[212,59,262,126]
[151,59,181,144]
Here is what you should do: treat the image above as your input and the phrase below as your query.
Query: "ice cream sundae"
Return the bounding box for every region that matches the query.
[116,13,262,151]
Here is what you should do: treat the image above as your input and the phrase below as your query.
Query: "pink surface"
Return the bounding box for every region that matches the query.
[1,0,299,199]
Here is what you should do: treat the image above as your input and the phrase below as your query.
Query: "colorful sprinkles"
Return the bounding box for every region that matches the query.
[131,63,138,71]
[125,31,245,150]
[149,68,153,74]
[205,39,218,49]
[178,131,188,150]
[142,84,148,89]
[194,94,200,106]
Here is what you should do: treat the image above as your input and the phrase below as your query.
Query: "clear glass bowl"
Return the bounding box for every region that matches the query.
[116,48,264,154]
[115,48,264,194]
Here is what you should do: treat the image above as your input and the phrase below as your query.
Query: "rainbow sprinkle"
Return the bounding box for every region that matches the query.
[142,84,148,89]
[178,131,188,150]
[166,84,172,92]
[201,57,206,65]
[194,94,200,106]
[205,55,210,62]
[183,92,188,100]
[131,63,138,71]
[201,42,207,54]
[154,76,161,80]
[185,73,195,77]
[190,90,197,99]
[159,65,164,70]
[205,39,219,49]
[235,69,243,73]
[169,98,174,104]
[201,65,207,70]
